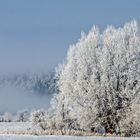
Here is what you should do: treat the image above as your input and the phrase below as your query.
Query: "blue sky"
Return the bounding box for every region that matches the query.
[0,0,140,74]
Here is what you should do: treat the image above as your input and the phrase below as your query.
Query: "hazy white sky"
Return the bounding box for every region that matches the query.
[0,0,140,74]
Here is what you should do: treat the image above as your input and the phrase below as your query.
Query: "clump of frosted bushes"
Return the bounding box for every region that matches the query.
[0,109,29,122]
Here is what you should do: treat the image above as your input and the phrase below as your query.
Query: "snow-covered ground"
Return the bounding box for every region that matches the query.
[0,122,38,135]
[0,135,139,140]
[0,123,139,139]
[0,122,32,132]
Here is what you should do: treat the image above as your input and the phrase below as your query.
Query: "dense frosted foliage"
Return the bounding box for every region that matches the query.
[49,21,140,136]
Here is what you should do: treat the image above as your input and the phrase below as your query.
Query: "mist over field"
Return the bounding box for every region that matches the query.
[0,72,55,113]
[0,86,52,113]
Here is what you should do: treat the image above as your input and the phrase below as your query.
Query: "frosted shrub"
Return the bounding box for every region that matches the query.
[120,103,140,136]
[16,109,29,122]
[56,117,79,131]
[3,112,13,122]
[31,109,49,130]
[0,115,4,122]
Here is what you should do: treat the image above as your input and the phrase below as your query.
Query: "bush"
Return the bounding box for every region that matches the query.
[3,112,13,122]
[31,109,49,130]
[16,109,29,122]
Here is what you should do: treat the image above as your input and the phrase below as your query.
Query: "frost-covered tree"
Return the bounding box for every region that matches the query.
[53,27,102,131]
[52,20,140,133]
[16,109,29,122]
[52,27,102,131]
[3,112,13,122]
[96,21,140,133]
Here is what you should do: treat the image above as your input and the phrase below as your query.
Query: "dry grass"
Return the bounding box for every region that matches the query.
[0,128,128,138]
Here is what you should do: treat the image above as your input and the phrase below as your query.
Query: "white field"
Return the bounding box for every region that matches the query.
[0,123,139,139]
[0,135,139,140]
[0,122,37,135]
[0,122,32,130]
